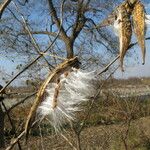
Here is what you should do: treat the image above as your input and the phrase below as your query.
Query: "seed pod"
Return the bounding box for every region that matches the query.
[95,0,134,29]
[132,1,146,65]
[115,6,132,71]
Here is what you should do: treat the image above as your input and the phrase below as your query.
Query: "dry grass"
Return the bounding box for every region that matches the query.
[6,116,150,150]
[3,78,150,150]
[3,92,150,149]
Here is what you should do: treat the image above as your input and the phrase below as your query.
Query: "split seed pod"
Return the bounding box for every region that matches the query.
[115,6,132,71]
[24,57,80,140]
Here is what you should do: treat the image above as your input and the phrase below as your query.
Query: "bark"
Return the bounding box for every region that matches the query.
[65,39,74,58]
[47,0,74,58]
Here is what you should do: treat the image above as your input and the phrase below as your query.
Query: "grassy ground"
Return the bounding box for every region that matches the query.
[2,78,150,150]
[7,116,150,150]
[2,93,150,150]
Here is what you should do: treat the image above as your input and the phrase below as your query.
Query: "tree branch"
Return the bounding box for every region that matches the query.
[0,26,61,95]
[71,1,87,40]
[0,0,11,19]
[7,92,37,113]
[47,0,68,40]
[0,0,65,95]
[97,55,120,75]
[20,31,62,39]
[128,37,150,49]
[1,101,22,150]
[13,2,54,70]
[5,131,25,150]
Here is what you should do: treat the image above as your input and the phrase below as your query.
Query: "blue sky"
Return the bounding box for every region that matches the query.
[115,34,150,78]
[0,0,150,86]
[115,3,150,78]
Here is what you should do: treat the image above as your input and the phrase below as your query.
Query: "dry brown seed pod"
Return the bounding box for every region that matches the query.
[116,5,132,71]
[132,1,146,65]
[95,0,134,29]
[24,57,79,141]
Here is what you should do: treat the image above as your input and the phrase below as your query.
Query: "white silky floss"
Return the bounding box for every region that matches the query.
[145,15,150,26]
[113,17,120,36]
[36,68,97,131]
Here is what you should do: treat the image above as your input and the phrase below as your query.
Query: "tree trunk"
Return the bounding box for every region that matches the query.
[0,100,5,148]
[65,39,74,59]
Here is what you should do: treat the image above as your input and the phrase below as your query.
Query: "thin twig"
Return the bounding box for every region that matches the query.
[88,17,150,54]
[24,0,67,141]
[60,133,77,150]
[128,37,150,49]
[40,52,66,60]
[12,2,54,70]
[1,101,22,150]
[7,92,37,113]
[39,124,45,150]
[5,121,37,150]
[0,16,62,95]
[24,56,79,141]
[71,67,119,150]
[97,55,120,75]
[5,131,25,150]
[121,117,132,150]
[80,66,119,133]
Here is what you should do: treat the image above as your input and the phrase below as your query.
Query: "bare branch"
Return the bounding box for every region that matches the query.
[88,17,150,56]
[5,121,37,150]
[93,13,115,29]
[60,133,77,150]
[5,131,25,150]
[47,0,68,40]
[71,1,87,40]
[1,101,22,150]
[71,67,119,149]
[7,92,37,113]
[0,26,61,95]
[97,55,120,75]
[79,67,119,133]
[128,37,150,49]
[47,0,75,58]
[0,0,11,19]
[20,31,62,39]
[13,2,54,70]
[0,0,65,95]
